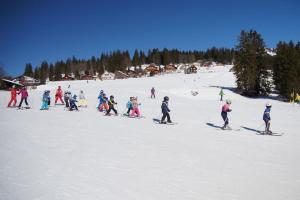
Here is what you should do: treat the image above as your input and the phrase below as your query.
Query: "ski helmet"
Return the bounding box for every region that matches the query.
[164,96,169,101]
[110,95,114,99]
[266,102,272,107]
[226,99,232,104]
[73,94,77,99]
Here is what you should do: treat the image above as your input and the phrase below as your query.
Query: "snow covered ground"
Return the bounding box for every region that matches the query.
[0,66,299,200]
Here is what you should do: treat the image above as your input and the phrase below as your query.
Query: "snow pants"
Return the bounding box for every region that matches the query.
[18,97,28,108]
[55,95,64,104]
[69,104,78,111]
[264,119,271,133]
[64,97,70,107]
[99,103,109,112]
[131,108,140,117]
[78,99,88,107]
[8,96,17,107]
[41,101,49,110]
[221,111,228,127]
[106,107,117,115]
[161,112,171,123]
[151,93,155,99]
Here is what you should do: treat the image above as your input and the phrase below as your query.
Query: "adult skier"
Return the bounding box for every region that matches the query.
[106,95,118,115]
[263,102,272,134]
[160,96,172,124]
[151,87,156,99]
[55,86,64,105]
[219,88,224,101]
[7,85,17,107]
[18,86,29,108]
[221,99,232,129]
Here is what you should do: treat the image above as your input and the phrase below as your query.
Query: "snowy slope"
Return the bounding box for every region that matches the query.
[0,66,299,200]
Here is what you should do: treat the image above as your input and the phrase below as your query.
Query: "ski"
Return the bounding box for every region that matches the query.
[152,118,177,125]
[257,131,284,136]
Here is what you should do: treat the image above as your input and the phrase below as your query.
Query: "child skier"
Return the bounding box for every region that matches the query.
[221,99,232,129]
[263,102,272,134]
[18,86,29,108]
[78,90,88,107]
[106,95,118,115]
[219,88,224,101]
[97,90,104,110]
[151,87,156,99]
[55,86,64,105]
[161,96,172,124]
[125,97,134,116]
[131,97,141,117]
[99,93,109,112]
[69,94,78,111]
[41,90,50,110]
[64,90,71,108]
[7,85,17,107]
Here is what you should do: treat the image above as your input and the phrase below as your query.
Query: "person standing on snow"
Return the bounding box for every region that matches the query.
[125,97,134,115]
[78,90,88,107]
[64,90,71,108]
[99,93,109,112]
[18,86,29,108]
[7,85,18,107]
[161,96,172,124]
[41,90,50,110]
[69,94,78,111]
[151,87,156,99]
[221,99,232,129]
[106,95,118,115]
[263,102,272,134]
[131,97,141,117]
[55,86,64,105]
[219,88,224,101]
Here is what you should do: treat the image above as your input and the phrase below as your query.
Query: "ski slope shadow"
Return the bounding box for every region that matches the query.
[206,122,223,129]
[240,126,261,134]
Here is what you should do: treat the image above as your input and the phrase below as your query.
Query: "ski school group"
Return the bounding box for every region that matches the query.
[6,85,274,134]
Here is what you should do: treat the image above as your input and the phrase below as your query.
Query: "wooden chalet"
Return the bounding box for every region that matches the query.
[144,64,159,76]
[80,74,93,80]
[13,75,40,86]
[185,65,197,74]
[101,71,115,80]
[62,75,75,81]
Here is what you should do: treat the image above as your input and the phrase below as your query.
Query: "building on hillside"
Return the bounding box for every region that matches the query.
[1,78,24,90]
[185,65,197,74]
[62,75,75,81]
[115,71,129,79]
[80,74,93,80]
[13,75,40,86]
[101,71,115,80]
[126,70,140,78]
[144,64,160,76]
[163,64,177,73]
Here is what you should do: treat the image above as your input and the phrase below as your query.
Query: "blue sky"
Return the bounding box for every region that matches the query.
[0,0,299,76]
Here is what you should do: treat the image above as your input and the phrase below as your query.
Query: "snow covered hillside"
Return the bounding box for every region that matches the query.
[0,66,299,200]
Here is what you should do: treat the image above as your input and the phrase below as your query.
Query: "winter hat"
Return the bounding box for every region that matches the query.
[164,96,169,101]
[110,95,114,99]
[73,95,77,99]
[226,99,232,104]
[266,102,272,107]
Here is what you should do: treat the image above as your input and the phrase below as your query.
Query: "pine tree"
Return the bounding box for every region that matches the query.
[24,63,34,77]
[233,30,271,96]
[49,64,54,81]
[132,49,140,67]
[273,41,300,98]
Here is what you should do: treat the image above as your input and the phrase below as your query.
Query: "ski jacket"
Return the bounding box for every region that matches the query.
[221,103,231,113]
[126,101,133,109]
[69,97,77,106]
[56,88,63,97]
[10,88,17,97]
[151,88,155,94]
[219,90,224,96]
[64,91,71,99]
[42,93,50,102]
[18,89,28,98]
[108,99,117,108]
[161,101,170,114]
[263,107,271,121]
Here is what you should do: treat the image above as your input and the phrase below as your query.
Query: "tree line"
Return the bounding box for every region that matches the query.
[233,29,300,100]
[23,48,234,83]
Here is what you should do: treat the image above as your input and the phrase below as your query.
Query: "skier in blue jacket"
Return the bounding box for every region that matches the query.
[40,90,50,110]
[161,96,172,123]
[69,94,78,111]
[263,102,272,134]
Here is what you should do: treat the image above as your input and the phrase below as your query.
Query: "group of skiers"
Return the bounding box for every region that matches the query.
[6,85,274,133]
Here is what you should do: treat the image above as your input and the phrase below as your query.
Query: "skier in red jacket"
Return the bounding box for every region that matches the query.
[55,86,64,105]
[7,85,18,107]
